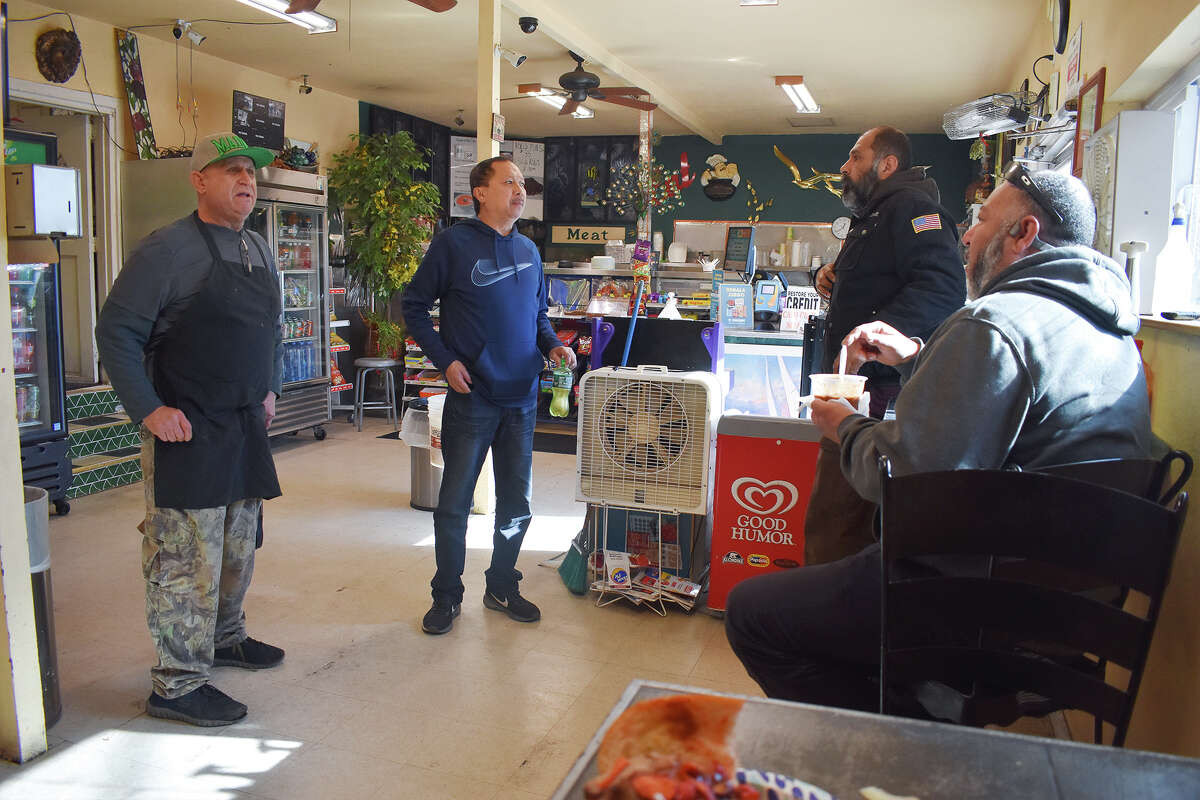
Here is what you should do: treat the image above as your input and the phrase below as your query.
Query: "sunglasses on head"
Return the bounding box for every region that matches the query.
[1003,162,1064,226]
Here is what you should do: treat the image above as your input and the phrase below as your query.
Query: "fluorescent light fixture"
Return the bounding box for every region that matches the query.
[775,75,819,113]
[740,0,779,6]
[234,0,337,34]
[523,87,593,119]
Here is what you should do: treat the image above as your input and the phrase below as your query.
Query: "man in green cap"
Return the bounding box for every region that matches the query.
[97,132,285,727]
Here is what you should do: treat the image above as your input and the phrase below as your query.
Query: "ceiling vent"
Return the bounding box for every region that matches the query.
[787,116,834,128]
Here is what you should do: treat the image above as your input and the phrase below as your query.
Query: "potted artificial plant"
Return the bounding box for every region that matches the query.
[327,131,442,357]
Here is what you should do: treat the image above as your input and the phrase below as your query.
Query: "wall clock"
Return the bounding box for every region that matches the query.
[1050,0,1070,55]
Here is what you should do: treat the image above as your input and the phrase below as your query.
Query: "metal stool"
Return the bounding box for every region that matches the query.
[353,357,400,431]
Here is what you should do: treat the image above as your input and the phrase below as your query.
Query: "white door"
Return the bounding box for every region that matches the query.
[23,109,99,385]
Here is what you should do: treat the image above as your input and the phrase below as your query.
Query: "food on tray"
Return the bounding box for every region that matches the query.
[585,694,847,800]
[585,694,749,799]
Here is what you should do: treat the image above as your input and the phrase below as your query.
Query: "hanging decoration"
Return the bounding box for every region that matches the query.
[745,180,774,224]
[675,151,696,188]
[604,159,685,218]
[773,145,843,198]
[35,28,81,83]
[116,31,158,160]
[700,154,741,201]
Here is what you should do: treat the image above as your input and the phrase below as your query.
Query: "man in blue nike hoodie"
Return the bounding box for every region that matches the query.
[402,155,576,635]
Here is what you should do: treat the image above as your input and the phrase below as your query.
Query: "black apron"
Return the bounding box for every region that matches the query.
[151,213,282,509]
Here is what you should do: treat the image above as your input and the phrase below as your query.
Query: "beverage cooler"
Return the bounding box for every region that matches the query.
[9,260,72,514]
[245,169,331,440]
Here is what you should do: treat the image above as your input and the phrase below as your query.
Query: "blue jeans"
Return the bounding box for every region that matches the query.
[431,390,536,603]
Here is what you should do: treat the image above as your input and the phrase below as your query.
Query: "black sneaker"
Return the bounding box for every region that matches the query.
[422,598,461,634]
[483,588,541,623]
[213,637,285,670]
[146,684,247,727]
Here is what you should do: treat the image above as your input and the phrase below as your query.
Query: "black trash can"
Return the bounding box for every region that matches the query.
[24,486,61,727]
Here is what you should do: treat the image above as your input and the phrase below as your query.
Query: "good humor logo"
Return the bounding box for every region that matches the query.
[729,477,799,546]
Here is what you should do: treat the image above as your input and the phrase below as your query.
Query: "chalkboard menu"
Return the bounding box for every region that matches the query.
[724,225,755,272]
[232,90,284,152]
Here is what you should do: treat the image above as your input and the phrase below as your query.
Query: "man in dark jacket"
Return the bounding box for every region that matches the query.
[806,126,965,564]
[726,166,1155,711]
[402,155,575,635]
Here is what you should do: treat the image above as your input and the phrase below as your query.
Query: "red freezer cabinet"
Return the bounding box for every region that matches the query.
[708,415,821,611]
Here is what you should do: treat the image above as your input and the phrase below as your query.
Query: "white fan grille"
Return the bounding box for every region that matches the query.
[577,369,720,514]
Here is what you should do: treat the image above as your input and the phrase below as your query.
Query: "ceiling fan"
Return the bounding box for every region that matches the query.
[284,0,456,12]
[519,51,658,116]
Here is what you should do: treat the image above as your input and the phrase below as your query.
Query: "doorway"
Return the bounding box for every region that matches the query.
[7,78,122,389]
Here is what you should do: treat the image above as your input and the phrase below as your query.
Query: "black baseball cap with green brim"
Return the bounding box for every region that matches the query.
[189,132,275,172]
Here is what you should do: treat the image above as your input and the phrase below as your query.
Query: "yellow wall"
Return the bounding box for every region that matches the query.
[4,1,359,169]
[1127,322,1200,757]
[1008,0,1199,123]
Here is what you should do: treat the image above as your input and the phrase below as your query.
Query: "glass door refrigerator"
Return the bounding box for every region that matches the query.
[246,168,331,439]
[10,260,72,514]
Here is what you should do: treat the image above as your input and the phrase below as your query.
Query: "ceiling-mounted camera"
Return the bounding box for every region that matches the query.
[172,20,205,45]
[518,16,538,34]
[454,109,465,127]
[496,46,527,68]
[172,24,183,39]
[298,74,313,95]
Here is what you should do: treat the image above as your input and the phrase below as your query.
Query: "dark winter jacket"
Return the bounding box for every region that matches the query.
[824,168,966,384]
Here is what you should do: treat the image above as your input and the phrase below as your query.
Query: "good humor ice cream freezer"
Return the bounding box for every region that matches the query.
[708,415,821,611]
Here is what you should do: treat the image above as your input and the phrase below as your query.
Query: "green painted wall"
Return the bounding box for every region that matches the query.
[651,133,975,231]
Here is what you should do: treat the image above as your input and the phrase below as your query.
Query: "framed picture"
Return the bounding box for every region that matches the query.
[1072,67,1105,177]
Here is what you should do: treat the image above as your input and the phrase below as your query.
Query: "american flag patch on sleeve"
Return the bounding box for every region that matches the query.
[911,214,942,233]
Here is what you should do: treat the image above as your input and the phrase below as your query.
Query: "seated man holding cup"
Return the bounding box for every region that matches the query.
[724,166,1158,710]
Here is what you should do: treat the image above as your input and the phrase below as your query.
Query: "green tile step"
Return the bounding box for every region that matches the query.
[66,385,123,423]
[68,414,139,459]
[67,452,142,500]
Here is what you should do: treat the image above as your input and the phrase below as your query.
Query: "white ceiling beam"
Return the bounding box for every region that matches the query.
[478,0,502,159]
[503,0,723,144]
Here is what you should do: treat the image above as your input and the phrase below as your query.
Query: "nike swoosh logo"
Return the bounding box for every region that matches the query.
[472,259,536,287]
[492,594,509,607]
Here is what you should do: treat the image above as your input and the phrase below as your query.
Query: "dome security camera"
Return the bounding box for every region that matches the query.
[518,16,538,34]
[299,75,313,95]
[497,46,527,68]
[454,109,466,127]
[172,23,183,39]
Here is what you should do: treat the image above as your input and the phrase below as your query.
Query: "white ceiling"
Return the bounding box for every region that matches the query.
[54,0,1047,141]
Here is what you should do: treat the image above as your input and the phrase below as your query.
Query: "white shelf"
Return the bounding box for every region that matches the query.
[284,305,317,311]
[7,280,36,286]
[405,379,447,387]
[281,269,316,274]
[15,372,36,379]
[330,319,350,328]
[278,236,315,244]
[283,336,316,343]
[11,327,36,333]
[18,419,41,428]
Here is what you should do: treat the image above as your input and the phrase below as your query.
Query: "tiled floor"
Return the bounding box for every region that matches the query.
[0,416,765,799]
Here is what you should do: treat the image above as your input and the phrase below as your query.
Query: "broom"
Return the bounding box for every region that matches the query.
[557,504,593,595]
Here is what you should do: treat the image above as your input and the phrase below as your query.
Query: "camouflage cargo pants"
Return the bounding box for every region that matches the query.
[140,429,259,698]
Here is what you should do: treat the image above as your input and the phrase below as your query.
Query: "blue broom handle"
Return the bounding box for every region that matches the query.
[620,281,645,367]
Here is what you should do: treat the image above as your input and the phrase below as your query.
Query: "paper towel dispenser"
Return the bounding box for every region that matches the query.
[5,164,82,238]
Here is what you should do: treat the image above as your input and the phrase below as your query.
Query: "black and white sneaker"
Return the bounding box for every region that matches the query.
[146,684,247,727]
[483,588,540,623]
[422,598,461,634]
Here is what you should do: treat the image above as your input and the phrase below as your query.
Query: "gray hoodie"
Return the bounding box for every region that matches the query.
[837,245,1156,503]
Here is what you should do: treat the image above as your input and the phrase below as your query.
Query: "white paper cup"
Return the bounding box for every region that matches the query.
[809,373,867,404]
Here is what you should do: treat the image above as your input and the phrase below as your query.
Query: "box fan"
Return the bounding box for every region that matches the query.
[576,366,723,515]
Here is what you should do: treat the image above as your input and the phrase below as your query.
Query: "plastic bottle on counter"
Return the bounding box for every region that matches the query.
[1151,204,1196,314]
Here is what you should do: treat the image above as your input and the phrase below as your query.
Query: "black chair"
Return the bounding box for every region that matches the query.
[1032,449,1192,505]
[877,456,1189,747]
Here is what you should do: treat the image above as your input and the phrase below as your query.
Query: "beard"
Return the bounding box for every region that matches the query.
[966,230,1009,300]
[840,162,881,215]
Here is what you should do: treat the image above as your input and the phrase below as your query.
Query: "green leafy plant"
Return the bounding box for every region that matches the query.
[327,132,442,308]
[365,311,406,358]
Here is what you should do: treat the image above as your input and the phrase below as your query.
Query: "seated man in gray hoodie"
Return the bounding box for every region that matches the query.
[724,165,1157,710]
